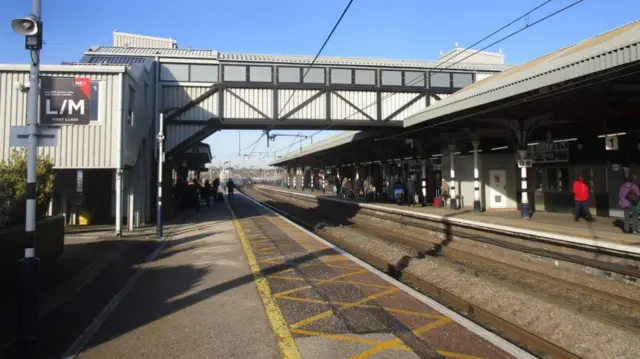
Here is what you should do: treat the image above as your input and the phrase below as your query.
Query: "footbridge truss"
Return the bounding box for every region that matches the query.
[82,46,513,156]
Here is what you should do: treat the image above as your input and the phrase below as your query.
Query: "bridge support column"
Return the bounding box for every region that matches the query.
[472,141,481,212]
[448,144,458,209]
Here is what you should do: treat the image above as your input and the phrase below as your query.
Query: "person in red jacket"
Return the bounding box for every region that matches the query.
[572,174,594,222]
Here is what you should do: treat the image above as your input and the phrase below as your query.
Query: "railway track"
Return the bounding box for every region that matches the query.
[243,185,640,358]
[253,186,640,279]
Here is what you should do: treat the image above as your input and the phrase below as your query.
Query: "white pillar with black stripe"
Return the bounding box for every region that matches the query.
[518,149,530,219]
[448,144,458,209]
[472,141,481,212]
[421,160,427,206]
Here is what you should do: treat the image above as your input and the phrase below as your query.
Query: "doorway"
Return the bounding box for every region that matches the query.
[488,169,508,209]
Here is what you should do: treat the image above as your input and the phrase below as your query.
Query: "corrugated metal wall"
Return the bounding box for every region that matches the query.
[380,92,427,121]
[122,65,156,167]
[165,123,206,152]
[0,70,122,168]
[277,90,325,119]
[224,88,272,119]
[332,91,377,120]
[113,32,176,49]
[162,84,219,121]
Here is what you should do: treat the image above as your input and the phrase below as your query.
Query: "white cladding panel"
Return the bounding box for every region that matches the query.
[224,88,273,119]
[0,70,122,168]
[277,90,325,120]
[162,84,219,121]
[122,67,156,167]
[331,91,377,121]
[113,32,177,49]
[380,92,427,121]
[165,123,206,152]
[474,72,495,83]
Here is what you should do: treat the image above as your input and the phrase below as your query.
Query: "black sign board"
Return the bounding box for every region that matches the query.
[40,77,91,125]
[528,141,570,163]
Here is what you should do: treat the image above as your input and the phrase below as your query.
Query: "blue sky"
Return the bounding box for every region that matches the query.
[2,0,639,168]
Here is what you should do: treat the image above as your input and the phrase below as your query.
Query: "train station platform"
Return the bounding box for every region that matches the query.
[61,193,530,359]
[255,185,640,248]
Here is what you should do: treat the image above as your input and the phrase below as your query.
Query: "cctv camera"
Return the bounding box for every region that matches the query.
[11,15,39,36]
[13,81,28,93]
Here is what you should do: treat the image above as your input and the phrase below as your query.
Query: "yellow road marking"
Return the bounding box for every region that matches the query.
[268,274,393,290]
[273,270,369,298]
[291,328,386,346]
[276,295,443,320]
[291,287,400,329]
[229,210,302,359]
[438,351,486,359]
[349,318,453,359]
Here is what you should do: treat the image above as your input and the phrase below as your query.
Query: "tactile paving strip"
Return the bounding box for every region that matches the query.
[234,201,516,359]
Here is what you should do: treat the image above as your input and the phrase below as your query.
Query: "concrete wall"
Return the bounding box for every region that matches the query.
[0,65,124,169]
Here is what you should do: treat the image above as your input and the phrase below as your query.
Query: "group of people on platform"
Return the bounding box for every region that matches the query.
[283,170,640,235]
[172,177,236,212]
[571,173,640,234]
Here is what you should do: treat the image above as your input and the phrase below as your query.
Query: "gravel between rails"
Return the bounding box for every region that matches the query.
[246,187,640,359]
[322,224,640,359]
[264,189,640,305]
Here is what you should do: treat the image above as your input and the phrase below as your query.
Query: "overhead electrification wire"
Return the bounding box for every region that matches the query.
[376,0,587,141]
[247,133,264,157]
[275,0,355,122]
[273,0,584,155]
[239,132,265,159]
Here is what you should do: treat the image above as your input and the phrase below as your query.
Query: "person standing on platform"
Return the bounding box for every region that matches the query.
[203,180,212,208]
[572,174,594,222]
[619,177,640,234]
[407,174,417,207]
[440,179,450,208]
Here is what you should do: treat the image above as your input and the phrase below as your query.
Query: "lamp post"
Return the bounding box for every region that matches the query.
[11,1,44,357]
[156,113,165,239]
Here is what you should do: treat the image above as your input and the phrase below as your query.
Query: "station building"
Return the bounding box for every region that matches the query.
[0,31,507,234]
[271,21,640,219]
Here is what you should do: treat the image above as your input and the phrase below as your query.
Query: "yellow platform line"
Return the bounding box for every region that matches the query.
[229,211,302,359]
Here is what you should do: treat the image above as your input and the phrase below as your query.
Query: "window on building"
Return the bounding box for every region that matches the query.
[354,69,376,85]
[127,86,136,126]
[430,72,450,87]
[279,67,301,83]
[223,65,247,82]
[190,64,219,82]
[303,68,325,84]
[160,63,189,82]
[381,70,402,86]
[331,69,352,84]
[546,168,570,192]
[404,71,425,87]
[90,82,100,122]
[250,66,272,82]
[453,73,473,88]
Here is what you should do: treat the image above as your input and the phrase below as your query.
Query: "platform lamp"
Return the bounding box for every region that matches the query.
[11,3,43,358]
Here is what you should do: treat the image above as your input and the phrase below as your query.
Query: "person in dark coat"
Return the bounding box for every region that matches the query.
[619,176,640,234]
[203,180,212,207]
